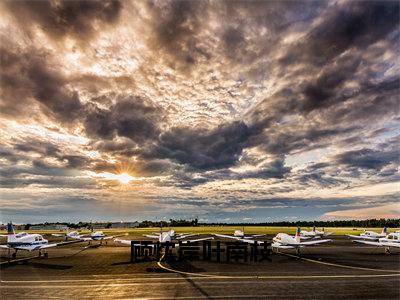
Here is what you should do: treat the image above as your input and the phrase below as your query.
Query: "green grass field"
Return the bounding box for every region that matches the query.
[1,226,399,236]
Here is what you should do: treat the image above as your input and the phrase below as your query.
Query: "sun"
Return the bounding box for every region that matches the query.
[87,171,135,184]
[116,173,134,184]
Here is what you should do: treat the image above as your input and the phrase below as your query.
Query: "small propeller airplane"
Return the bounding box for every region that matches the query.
[272,227,332,254]
[0,222,79,258]
[115,227,213,246]
[346,227,388,241]
[213,228,265,244]
[352,232,400,254]
[144,229,198,241]
[300,226,332,238]
[76,229,127,245]
[52,229,82,241]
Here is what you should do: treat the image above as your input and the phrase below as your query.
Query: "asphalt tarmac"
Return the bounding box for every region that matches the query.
[1,235,399,299]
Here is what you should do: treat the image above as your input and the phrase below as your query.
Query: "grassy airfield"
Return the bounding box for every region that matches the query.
[2,226,399,236]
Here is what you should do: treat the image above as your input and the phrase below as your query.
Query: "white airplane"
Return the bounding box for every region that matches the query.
[271,227,332,254]
[301,226,332,238]
[52,229,82,241]
[145,229,197,241]
[0,222,78,258]
[346,227,388,241]
[115,228,213,246]
[352,232,400,253]
[214,228,265,244]
[77,230,127,244]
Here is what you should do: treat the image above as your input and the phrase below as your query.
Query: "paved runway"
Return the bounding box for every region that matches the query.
[1,235,399,299]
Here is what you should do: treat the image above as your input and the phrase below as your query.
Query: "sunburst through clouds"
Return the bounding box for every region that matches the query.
[0,0,399,223]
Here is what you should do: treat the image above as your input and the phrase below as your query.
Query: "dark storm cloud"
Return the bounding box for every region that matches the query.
[148,0,209,65]
[4,0,122,42]
[334,148,400,170]
[252,126,359,156]
[281,1,400,66]
[14,139,60,157]
[300,56,361,112]
[149,121,249,170]
[84,96,162,142]
[296,173,346,188]
[330,77,400,124]
[0,46,84,122]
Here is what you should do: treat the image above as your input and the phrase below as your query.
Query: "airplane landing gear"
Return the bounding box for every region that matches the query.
[296,248,301,256]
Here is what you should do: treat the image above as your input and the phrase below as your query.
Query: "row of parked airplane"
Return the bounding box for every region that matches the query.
[1,223,399,258]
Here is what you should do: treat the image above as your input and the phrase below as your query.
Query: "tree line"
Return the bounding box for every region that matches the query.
[21,218,399,230]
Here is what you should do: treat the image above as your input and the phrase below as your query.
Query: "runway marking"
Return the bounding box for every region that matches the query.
[280,253,400,273]
[156,261,400,279]
[154,250,400,279]
[1,274,400,289]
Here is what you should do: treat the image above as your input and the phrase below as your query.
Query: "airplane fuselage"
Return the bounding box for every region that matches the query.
[272,233,300,246]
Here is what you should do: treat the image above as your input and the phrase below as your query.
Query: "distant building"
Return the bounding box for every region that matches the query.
[29,224,68,231]
[110,221,139,228]
[92,221,139,229]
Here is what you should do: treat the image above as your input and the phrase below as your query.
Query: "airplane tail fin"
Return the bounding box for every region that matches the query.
[295,227,301,243]
[7,222,16,243]
[382,227,388,235]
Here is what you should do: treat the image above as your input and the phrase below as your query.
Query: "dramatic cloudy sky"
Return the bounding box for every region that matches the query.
[1,0,399,223]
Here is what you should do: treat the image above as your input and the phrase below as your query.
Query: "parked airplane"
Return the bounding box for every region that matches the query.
[352,232,400,253]
[301,226,332,238]
[146,229,197,241]
[52,229,82,241]
[214,228,265,244]
[346,227,388,241]
[115,228,213,246]
[77,230,127,244]
[0,223,78,258]
[271,227,332,254]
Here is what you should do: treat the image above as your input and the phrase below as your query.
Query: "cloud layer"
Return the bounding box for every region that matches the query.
[0,0,399,222]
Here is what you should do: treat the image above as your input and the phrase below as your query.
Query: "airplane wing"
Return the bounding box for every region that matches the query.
[346,234,379,240]
[214,234,239,240]
[271,243,294,249]
[12,243,59,251]
[114,239,155,247]
[352,240,381,246]
[180,237,214,243]
[298,239,332,246]
[0,244,10,249]
[143,234,160,239]
[353,240,400,248]
[176,234,197,239]
[251,234,265,238]
[51,233,66,237]
[214,234,263,244]
[235,238,264,244]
